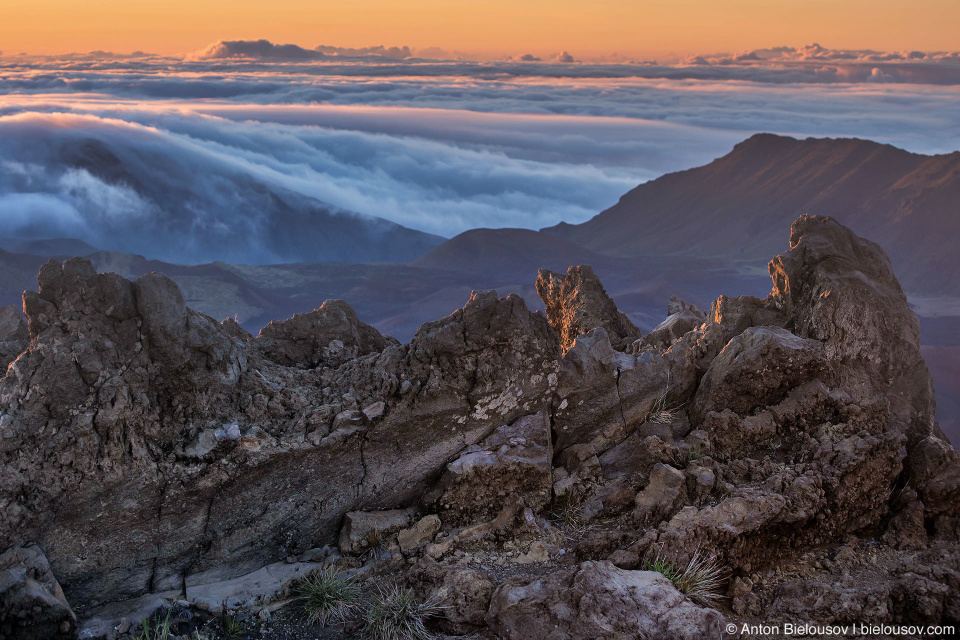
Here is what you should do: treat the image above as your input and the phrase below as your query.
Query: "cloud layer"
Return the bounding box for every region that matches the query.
[0,42,957,264]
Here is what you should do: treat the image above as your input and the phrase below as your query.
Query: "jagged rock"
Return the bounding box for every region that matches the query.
[486,561,723,640]
[338,509,416,555]
[642,296,706,349]
[254,299,399,369]
[0,545,75,640]
[423,409,552,524]
[709,294,788,341]
[691,325,829,424]
[668,295,704,317]
[768,214,937,447]
[536,265,640,352]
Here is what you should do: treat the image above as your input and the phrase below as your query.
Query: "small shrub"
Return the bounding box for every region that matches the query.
[362,585,443,640]
[297,566,362,625]
[642,546,727,607]
[366,528,388,560]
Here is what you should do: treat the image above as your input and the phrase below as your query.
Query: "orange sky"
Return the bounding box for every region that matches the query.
[3,0,959,58]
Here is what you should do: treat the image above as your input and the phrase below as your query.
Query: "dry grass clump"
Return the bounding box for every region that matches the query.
[642,546,728,607]
[362,585,443,640]
[297,565,362,625]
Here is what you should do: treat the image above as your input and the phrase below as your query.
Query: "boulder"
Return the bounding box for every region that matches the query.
[486,560,723,640]
[398,515,442,553]
[254,299,399,369]
[633,463,687,525]
[642,296,706,349]
[0,545,75,640]
[536,265,640,352]
[338,508,417,555]
[690,325,829,424]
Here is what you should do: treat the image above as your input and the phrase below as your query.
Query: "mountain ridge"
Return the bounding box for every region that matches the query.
[544,133,960,295]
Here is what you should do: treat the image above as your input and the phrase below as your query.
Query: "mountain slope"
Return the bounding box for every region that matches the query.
[545,133,960,295]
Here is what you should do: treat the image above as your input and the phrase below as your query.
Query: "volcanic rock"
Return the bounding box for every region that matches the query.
[536,265,640,352]
[486,561,724,640]
[254,299,399,369]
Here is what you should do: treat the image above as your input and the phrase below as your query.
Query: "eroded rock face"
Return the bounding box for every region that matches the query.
[690,326,830,424]
[536,265,640,352]
[0,306,27,373]
[486,561,724,640]
[0,265,561,612]
[254,299,399,369]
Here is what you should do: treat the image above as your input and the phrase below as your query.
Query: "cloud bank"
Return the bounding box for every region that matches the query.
[0,40,957,264]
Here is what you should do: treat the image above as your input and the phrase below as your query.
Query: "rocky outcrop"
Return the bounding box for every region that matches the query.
[769,214,936,446]
[0,215,957,639]
[536,265,640,352]
[254,299,399,369]
[0,261,560,615]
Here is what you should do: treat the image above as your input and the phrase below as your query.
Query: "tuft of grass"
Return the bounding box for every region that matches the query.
[647,387,684,424]
[217,605,244,637]
[132,608,173,640]
[548,489,584,527]
[673,443,706,467]
[642,546,728,607]
[362,585,443,640]
[366,528,389,560]
[297,566,362,626]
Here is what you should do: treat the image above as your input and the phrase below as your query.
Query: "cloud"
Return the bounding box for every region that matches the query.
[554,51,577,63]
[0,43,959,266]
[193,39,327,60]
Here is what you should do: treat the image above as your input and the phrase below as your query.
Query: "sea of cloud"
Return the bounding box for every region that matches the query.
[0,41,958,263]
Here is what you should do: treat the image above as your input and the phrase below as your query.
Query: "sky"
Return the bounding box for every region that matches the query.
[3,0,960,58]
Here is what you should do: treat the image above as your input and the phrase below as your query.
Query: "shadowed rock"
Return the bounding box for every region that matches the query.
[254,299,399,369]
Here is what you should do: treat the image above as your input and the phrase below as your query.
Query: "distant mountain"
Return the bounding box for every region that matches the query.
[545,133,960,296]
[0,238,101,257]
